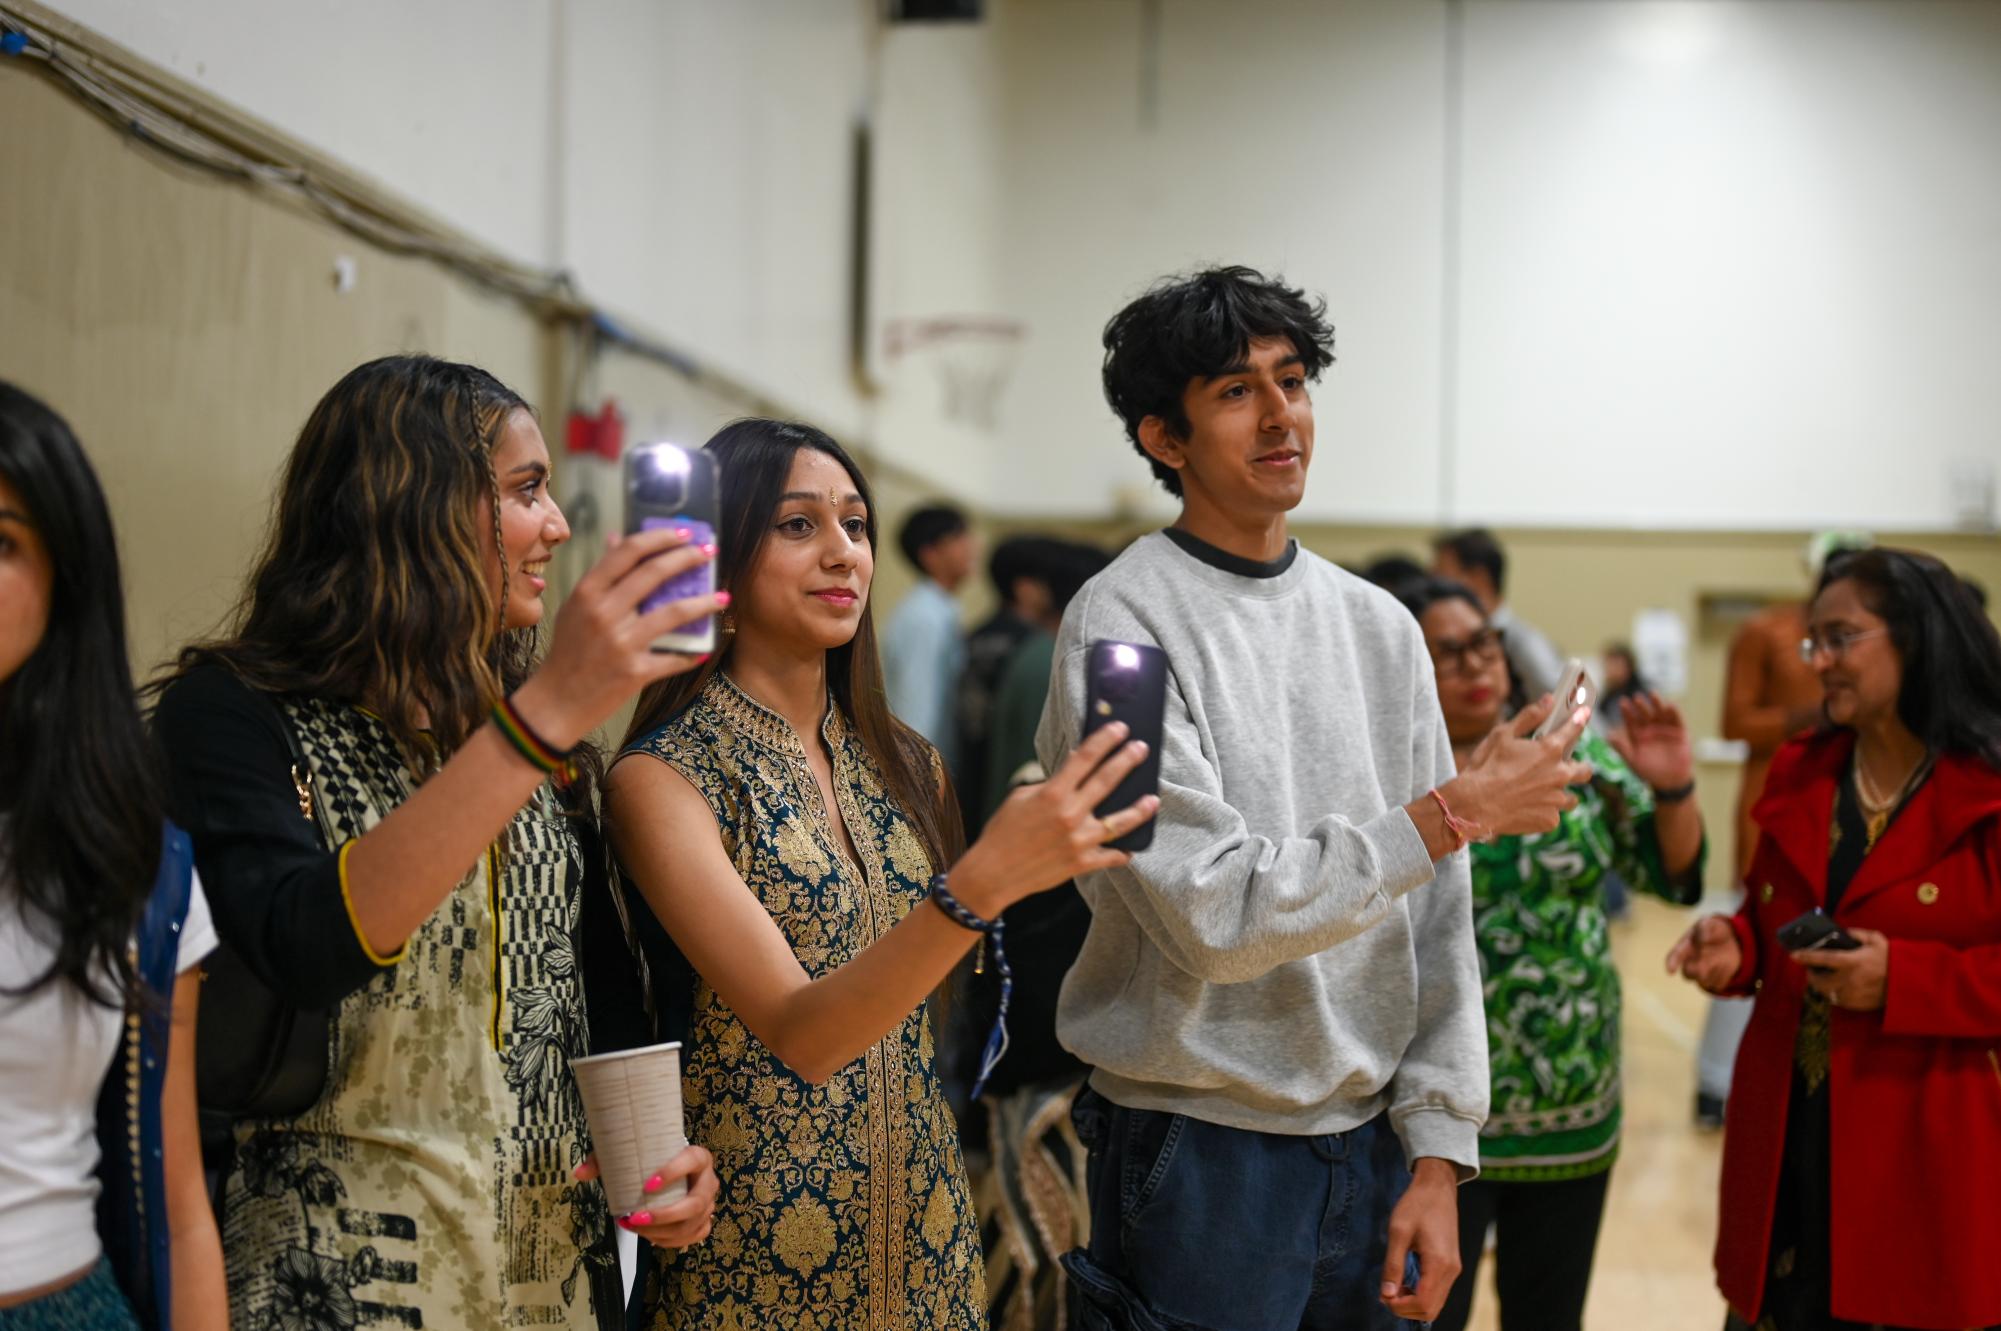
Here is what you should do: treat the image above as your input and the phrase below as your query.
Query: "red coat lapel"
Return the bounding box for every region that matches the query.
[1753,731,2001,913]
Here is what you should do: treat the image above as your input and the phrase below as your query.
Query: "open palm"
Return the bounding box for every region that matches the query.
[1605,691,1694,790]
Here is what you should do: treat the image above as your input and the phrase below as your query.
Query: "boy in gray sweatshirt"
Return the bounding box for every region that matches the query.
[1037,267,1591,1329]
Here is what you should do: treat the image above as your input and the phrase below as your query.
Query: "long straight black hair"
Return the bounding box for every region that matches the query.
[1817,547,2001,769]
[0,382,162,1005]
[624,419,963,875]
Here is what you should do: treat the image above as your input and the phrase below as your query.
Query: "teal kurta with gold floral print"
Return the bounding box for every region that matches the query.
[623,674,983,1331]
[1468,729,1705,1182]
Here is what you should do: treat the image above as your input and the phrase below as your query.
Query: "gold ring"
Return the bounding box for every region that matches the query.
[1099,817,1118,843]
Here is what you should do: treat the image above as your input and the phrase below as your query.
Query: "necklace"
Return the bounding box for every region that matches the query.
[1853,746,1931,849]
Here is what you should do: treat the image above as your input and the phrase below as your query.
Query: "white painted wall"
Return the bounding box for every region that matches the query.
[1451,0,2001,531]
[987,0,1452,522]
[984,0,2001,529]
[37,0,2001,529]
[45,0,975,458]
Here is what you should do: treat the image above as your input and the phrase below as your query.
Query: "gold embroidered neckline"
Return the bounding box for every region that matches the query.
[705,672,845,758]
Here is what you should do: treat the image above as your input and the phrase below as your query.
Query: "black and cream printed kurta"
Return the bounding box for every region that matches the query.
[163,678,620,1331]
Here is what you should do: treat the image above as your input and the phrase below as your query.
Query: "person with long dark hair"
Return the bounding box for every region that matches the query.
[1397,578,1705,1331]
[0,383,225,1329]
[606,418,1156,1330]
[150,356,723,1331]
[1669,547,2001,1330]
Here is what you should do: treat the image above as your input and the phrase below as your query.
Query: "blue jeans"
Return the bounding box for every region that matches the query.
[1066,1086,1428,1331]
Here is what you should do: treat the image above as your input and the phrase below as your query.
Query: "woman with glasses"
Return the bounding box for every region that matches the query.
[1399,578,1705,1331]
[1668,548,2001,1331]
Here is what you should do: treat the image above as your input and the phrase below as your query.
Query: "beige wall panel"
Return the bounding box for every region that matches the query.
[0,67,562,678]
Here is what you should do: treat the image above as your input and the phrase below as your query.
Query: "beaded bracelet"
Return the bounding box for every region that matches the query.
[928,875,1011,1101]
[492,695,580,788]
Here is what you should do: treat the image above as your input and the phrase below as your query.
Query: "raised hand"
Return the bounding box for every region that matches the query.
[1445,695,1596,838]
[949,721,1159,918]
[1666,914,1745,994]
[1606,691,1695,791]
[514,529,724,748]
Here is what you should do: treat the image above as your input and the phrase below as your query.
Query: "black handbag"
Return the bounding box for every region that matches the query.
[194,699,330,1175]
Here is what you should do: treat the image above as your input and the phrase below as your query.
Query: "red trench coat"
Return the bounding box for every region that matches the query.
[1714,730,2001,1329]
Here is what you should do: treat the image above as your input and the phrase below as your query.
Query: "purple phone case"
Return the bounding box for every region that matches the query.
[640,516,714,637]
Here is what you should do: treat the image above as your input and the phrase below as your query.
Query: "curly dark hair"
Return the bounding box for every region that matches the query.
[1101,265,1336,496]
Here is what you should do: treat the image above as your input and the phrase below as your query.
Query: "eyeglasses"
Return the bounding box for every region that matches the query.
[1798,627,1889,663]
[1430,627,1505,675]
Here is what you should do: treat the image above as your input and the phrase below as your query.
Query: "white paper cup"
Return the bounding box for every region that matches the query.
[569,1041,689,1215]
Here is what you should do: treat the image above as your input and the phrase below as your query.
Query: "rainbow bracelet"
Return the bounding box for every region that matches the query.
[492,696,579,787]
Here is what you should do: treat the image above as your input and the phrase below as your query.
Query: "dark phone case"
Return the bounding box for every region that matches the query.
[1775,909,1862,953]
[624,444,719,651]
[1081,640,1167,853]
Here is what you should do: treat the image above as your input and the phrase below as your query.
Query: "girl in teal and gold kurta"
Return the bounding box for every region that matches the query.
[1401,579,1707,1331]
[606,419,1157,1331]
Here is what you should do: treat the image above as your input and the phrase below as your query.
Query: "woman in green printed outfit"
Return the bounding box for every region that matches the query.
[1403,579,1707,1331]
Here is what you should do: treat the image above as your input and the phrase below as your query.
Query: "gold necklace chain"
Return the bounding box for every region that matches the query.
[1853,746,1931,846]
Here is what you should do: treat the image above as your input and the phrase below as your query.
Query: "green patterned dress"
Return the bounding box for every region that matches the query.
[623,674,984,1331]
[1468,729,1704,1182]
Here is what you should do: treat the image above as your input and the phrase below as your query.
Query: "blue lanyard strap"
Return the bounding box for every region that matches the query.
[926,875,1012,1101]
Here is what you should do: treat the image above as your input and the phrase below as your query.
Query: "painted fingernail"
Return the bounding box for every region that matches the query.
[675,527,692,541]
[645,1173,666,1192]
[714,591,733,607]
[700,542,718,557]
[629,1210,653,1226]
[694,654,711,664]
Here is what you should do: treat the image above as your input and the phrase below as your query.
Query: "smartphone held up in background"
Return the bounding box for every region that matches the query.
[1533,657,1598,748]
[624,441,719,655]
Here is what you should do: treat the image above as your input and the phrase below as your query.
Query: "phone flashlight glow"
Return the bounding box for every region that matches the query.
[1111,644,1141,671]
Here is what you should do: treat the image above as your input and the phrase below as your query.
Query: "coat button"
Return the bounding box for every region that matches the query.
[1760,884,1775,904]
[1917,882,1941,905]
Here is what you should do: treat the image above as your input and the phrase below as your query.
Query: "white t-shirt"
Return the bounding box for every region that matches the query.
[0,870,216,1294]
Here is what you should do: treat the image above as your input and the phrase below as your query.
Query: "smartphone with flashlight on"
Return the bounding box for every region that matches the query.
[623,441,719,655]
[1082,639,1167,853]
[1533,657,1597,750]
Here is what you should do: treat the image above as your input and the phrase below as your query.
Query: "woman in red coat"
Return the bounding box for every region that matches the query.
[1667,546,2001,1331]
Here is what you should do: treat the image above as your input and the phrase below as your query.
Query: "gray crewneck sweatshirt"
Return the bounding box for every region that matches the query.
[1035,531,1488,1171]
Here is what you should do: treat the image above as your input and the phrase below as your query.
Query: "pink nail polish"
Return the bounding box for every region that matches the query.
[645,1173,666,1192]
[700,542,719,557]
[675,527,692,541]
[629,1210,653,1227]
[714,590,733,608]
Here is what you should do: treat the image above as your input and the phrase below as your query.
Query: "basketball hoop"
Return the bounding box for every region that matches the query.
[879,315,1026,431]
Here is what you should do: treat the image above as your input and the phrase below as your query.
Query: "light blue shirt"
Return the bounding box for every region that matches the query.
[881,579,964,768]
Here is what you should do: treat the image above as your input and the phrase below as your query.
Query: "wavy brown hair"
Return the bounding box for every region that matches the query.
[622,419,963,874]
[157,356,548,776]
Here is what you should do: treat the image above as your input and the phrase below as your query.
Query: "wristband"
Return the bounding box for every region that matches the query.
[1652,780,1696,805]
[1429,788,1486,850]
[928,875,1011,1101]
[492,695,580,788]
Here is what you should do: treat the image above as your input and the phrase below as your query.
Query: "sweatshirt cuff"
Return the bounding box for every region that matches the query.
[1392,1106,1482,1181]
[1367,806,1439,901]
